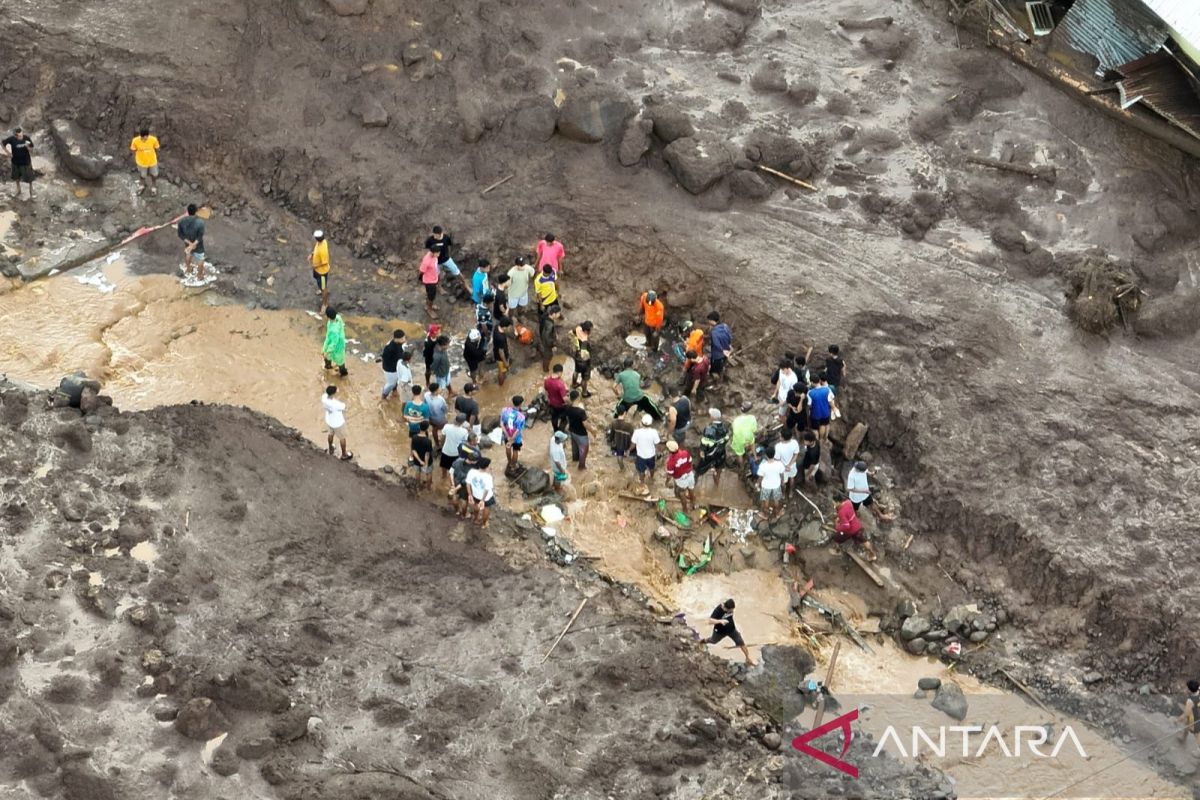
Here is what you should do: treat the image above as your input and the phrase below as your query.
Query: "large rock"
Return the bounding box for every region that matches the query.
[508,99,558,142]
[649,106,696,143]
[750,61,788,93]
[555,90,634,143]
[942,604,973,634]
[352,94,388,128]
[663,136,735,194]
[325,0,368,14]
[49,119,109,180]
[843,422,868,461]
[931,681,969,721]
[618,117,654,166]
[899,614,931,641]
[517,467,551,496]
[729,170,773,201]
[175,697,231,741]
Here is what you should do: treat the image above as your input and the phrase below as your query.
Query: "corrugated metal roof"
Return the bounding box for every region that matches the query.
[1117,51,1200,139]
[1059,0,1170,75]
[1139,0,1200,54]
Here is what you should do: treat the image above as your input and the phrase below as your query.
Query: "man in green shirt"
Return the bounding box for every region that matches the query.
[612,358,662,421]
[323,306,348,377]
[730,411,758,462]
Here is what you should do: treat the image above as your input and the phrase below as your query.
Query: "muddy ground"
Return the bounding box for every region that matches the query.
[3,0,1200,796]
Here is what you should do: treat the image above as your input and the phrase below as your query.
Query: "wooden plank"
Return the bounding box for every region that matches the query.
[846,550,885,587]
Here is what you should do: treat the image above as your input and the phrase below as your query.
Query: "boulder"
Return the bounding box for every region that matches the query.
[175,698,231,741]
[917,677,941,691]
[555,90,634,143]
[904,637,927,655]
[750,61,788,93]
[236,736,277,760]
[270,704,315,742]
[210,740,240,776]
[618,117,654,166]
[842,422,868,461]
[325,0,368,14]
[899,614,931,641]
[352,94,388,128]
[508,100,558,142]
[786,80,819,106]
[942,604,973,634]
[729,170,774,201]
[49,119,109,180]
[663,136,735,194]
[968,630,989,643]
[649,106,696,143]
[762,731,782,750]
[517,467,551,496]
[931,681,968,721]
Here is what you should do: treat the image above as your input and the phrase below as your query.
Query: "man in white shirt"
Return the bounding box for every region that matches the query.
[439,413,471,484]
[846,460,894,522]
[630,413,662,492]
[774,359,798,420]
[466,457,497,528]
[322,385,352,460]
[549,430,571,497]
[774,427,801,496]
[757,450,786,521]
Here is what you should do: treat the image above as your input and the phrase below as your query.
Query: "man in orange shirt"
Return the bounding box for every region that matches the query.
[639,290,665,352]
[684,322,704,359]
[130,126,160,196]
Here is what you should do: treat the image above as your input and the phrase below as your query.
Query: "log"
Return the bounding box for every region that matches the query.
[965,155,1056,183]
[542,598,587,663]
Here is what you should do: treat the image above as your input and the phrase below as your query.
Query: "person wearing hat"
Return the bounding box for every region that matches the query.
[2,127,35,200]
[439,412,471,484]
[463,327,488,387]
[507,255,536,325]
[422,324,440,388]
[311,230,331,313]
[322,306,348,377]
[698,408,731,488]
[664,439,696,512]
[846,460,894,522]
[418,244,440,318]
[639,289,665,352]
[549,430,571,497]
[630,413,662,493]
[466,457,497,528]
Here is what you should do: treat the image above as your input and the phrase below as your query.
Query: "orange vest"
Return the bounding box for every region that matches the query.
[640,294,664,329]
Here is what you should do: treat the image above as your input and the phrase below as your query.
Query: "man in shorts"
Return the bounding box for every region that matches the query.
[377,329,409,400]
[571,320,593,397]
[409,421,434,489]
[757,448,785,521]
[507,256,535,325]
[707,598,754,666]
[664,440,695,513]
[439,413,471,485]
[609,407,635,471]
[455,382,482,439]
[807,372,838,444]
[466,457,497,527]
[418,245,440,318]
[130,126,160,196]
[425,381,449,450]
[177,204,208,286]
[403,385,430,437]
[846,460,895,522]
[3,127,35,200]
[311,230,331,313]
[834,495,878,561]
[774,427,802,497]
[549,430,571,497]
[500,395,527,470]
[425,225,470,294]
[630,414,661,493]
[322,385,353,461]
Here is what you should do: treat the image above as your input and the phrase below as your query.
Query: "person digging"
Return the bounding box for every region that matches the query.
[707,598,755,666]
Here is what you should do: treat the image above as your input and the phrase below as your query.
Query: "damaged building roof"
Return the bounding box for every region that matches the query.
[1117,51,1200,140]
[1058,0,1170,75]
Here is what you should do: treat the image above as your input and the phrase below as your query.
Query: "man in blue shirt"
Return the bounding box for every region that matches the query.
[806,372,838,444]
[705,311,733,382]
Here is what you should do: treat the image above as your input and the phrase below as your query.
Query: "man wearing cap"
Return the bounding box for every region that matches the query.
[377,329,409,400]
[425,225,471,295]
[699,408,731,488]
[507,255,536,325]
[847,460,895,522]
[311,230,331,313]
[466,457,497,528]
[549,430,571,496]
[639,290,665,352]
[439,413,471,485]
[463,327,488,387]
[664,440,696,513]
[630,414,662,493]
[2,127,35,200]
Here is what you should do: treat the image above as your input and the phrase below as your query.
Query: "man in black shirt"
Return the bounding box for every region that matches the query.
[463,328,488,387]
[707,598,754,666]
[800,430,821,483]
[409,421,434,489]
[454,382,481,438]
[663,391,691,446]
[422,324,440,388]
[492,272,510,320]
[492,315,512,387]
[448,448,479,517]
[424,225,471,294]
[563,389,591,470]
[378,329,408,399]
[2,127,34,199]
[824,344,846,396]
[177,203,208,285]
[538,304,562,373]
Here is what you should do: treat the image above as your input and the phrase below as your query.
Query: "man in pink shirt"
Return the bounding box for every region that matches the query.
[536,233,565,276]
[418,246,440,318]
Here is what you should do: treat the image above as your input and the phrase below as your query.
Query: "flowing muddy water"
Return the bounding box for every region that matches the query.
[0,255,1187,798]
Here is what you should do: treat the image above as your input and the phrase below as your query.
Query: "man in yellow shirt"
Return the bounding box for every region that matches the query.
[534,264,558,315]
[129,127,160,196]
[311,230,331,313]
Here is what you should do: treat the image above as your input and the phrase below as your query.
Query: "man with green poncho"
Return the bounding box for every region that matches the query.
[323,306,348,377]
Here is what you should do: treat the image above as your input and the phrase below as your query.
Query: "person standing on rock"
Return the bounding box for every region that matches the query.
[664,440,696,513]
[706,312,733,382]
[564,389,591,470]
[425,225,470,295]
[536,233,565,277]
[466,457,497,528]
[130,126,160,196]
[631,413,662,493]
[507,256,535,325]
[377,328,409,400]
[419,244,440,318]
[571,320,594,397]
[774,427,802,498]
[3,127,35,200]
[613,358,663,420]
[549,430,571,497]
[322,385,353,461]
[177,203,208,286]
[707,599,754,666]
[807,372,838,444]
[639,290,665,352]
[322,306,348,377]
[757,448,785,521]
[500,395,527,470]
[834,495,879,561]
[544,362,569,432]
[847,460,895,522]
[311,230,331,313]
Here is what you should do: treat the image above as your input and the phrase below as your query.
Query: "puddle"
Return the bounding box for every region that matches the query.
[674,569,797,663]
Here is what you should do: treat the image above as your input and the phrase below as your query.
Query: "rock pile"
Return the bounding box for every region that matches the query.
[890,600,1002,660]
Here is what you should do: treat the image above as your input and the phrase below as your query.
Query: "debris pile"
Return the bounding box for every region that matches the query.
[1064,256,1142,334]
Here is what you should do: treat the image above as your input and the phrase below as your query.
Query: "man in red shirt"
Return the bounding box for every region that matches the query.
[834,497,878,561]
[683,349,711,398]
[664,440,696,513]
[543,363,569,432]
